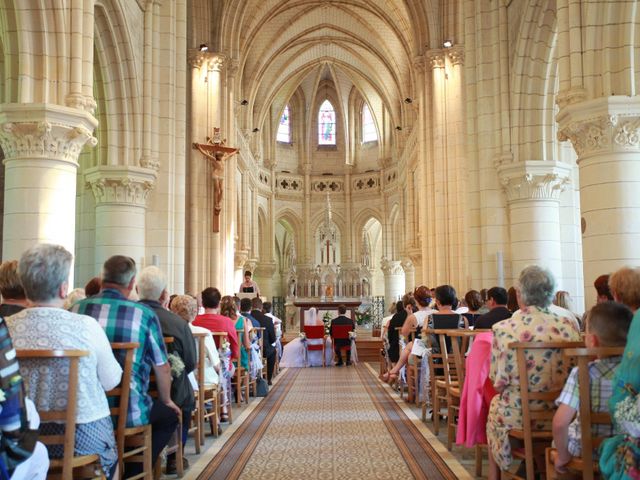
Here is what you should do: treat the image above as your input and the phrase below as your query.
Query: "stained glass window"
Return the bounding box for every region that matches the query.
[318,100,336,145]
[277,105,291,143]
[362,104,377,142]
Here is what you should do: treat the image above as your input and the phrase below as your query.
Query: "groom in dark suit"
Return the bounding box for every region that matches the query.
[250,297,277,385]
[330,304,356,366]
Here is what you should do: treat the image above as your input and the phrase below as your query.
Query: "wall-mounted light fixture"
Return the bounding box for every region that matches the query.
[199,43,209,52]
[240,99,248,106]
[404,98,413,104]
[443,40,453,48]
[252,128,260,133]
[395,126,402,131]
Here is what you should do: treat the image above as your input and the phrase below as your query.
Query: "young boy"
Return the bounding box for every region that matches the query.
[552,301,633,473]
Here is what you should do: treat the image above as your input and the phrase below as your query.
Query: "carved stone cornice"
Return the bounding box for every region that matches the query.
[0,104,97,165]
[557,97,640,160]
[187,50,226,71]
[85,166,156,207]
[447,46,465,66]
[425,49,445,70]
[497,161,572,203]
[140,155,160,171]
[380,258,404,276]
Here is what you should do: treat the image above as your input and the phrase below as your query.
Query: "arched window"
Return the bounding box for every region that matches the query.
[318,100,336,145]
[362,104,377,142]
[277,105,291,143]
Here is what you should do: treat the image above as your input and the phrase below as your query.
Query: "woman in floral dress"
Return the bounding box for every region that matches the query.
[486,266,581,480]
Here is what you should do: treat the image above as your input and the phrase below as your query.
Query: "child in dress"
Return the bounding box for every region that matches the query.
[552,301,633,473]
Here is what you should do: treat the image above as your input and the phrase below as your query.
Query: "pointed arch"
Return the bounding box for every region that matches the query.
[277,104,291,143]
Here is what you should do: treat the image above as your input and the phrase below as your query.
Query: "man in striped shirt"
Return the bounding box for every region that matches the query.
[72,255,180,475]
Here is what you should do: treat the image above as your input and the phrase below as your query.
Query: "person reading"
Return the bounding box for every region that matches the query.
[239,271,260,296]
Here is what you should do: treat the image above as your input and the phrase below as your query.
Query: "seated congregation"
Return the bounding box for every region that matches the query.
[0,243,286,479]
[379,265,640,480]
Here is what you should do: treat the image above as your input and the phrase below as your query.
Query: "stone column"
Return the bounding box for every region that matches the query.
[255,261,276,300]
[558,97,640,304]
[498,160,571,283]
[85,166,156,270]
[401,259,415,292]
[381,259,405,311]
[0,104,97,260]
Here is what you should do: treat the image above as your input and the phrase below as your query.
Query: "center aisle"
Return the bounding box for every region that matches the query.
[196,365,470,480]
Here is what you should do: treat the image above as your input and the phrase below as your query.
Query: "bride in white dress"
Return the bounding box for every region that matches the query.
[279,307,334,367]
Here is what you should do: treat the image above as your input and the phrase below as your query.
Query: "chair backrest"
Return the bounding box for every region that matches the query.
[211,332,228,349]
[16,349,90,480]
[508,341,584,480]
[395,326,416,342]
[192,333,208,388]
[107,342,139,474]
[304,325,325,340]
[332,324,352,340]
[563,346,624,480]
[447,330,489,386]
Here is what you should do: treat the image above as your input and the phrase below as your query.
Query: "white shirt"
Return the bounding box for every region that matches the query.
[189,324,221,386]
[265,312,282,338]
[7,307,122,424]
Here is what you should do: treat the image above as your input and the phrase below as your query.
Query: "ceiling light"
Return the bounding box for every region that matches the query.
[199,43,209,52]
[443,40,453,48]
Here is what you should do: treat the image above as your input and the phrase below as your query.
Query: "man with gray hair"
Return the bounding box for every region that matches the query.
[72,255,180,476]
[137,266,196,474]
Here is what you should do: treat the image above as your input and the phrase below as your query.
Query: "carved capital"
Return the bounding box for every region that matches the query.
[187,50,226,72]
[85,166,156,207]
[400,258,415,273]
[498,161,572,203]
[380,258,404,276]
[447,46,465,66]
[140,155,160,171]
[425,49,445,70]
[255,262,277,277]
[557,96,640,160]
[234,249,249,270]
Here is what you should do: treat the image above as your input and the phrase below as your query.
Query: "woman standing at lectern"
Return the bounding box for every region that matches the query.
[239,270,260,296]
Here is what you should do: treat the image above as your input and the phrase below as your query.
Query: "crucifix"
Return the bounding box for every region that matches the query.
[192,128,239,232]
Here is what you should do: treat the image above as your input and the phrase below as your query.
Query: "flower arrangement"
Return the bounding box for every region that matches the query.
[322,311,332,335]
[614,392,640,437]
[355,304,372,326]
[349,331,357,340]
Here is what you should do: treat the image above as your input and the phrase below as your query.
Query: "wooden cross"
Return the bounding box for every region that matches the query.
[192,128,239,232]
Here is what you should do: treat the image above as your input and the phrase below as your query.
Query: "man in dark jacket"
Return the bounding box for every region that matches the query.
[474,286,513,329]
[250,297,276,385]
[330,305,356,366]
[137,266,196,474]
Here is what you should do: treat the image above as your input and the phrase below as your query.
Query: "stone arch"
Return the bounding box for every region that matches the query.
[351,207,383,261]
[256,205,269,261]
[388,202,401,260]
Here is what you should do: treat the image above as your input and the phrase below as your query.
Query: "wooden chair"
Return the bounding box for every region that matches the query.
[211,332,233,424]
[421,328,453,433]
[107,342,153,480]
[330,324,353,364]
[303,325,326,367]
[192,333,220,445]
[232,329,250,405]
[16,349,103,480]
[544,346,624,480]
[503,341,583,480]
[448,329,491,476]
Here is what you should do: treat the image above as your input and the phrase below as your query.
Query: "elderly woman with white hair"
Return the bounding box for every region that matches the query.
[7,244,123,479]
[486,265,581,480]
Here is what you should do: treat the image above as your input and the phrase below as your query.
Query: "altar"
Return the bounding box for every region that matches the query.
[293,300,361,332]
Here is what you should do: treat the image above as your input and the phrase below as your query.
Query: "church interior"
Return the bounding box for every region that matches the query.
[1,0,640,479]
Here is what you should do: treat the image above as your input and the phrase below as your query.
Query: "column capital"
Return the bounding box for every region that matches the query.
[497,160,572,203]
[401,258,415,274]
[446,45,465,66]
[85,166,157,207]
[557,96,640,160]
[234,249,250,270]
[187,50,226,71]
[255,261,277,277]
[0,103,97,165]
[380,258,403,276]
[425,49,446,70]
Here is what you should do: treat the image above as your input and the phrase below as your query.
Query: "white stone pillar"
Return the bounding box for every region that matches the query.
[381,259,405,310]
[402,259,415,292]
[558,97,640,305]
[256,261,276,300]
[85,166,156,270]
[498,161,571,283]
[0,104,97,260]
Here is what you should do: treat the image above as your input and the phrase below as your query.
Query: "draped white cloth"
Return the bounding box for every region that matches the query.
[279,307,334,367]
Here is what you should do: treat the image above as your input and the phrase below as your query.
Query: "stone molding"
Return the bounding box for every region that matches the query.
[497,161,572,203]
[255,261,277,277]
[85,166,157,207]
[426,49,445,70]
[0,104,98,165]
[187,50,226,71]
[400,258,415,273]
[380,258,403,276]
[447,46,465,66]
[234,249,250,270]
[557,96,640,159]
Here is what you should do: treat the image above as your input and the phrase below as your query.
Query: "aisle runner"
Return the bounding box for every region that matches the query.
[197,365,460,480]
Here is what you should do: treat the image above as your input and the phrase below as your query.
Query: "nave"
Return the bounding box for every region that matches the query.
[184,365,471,480]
